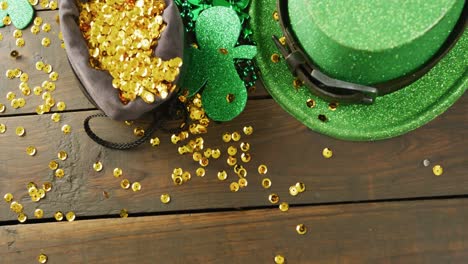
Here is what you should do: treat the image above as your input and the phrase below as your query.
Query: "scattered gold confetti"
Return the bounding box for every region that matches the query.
[66,211,76,222]
[240,142,250,152]
[433,165,443,176]
[41,23,51,32]
[18,213,27,223]
[43,182,52,192]
[160,194,171,204]
[231,131,241,141]
[61,124,71,134]
[279,202,289,212]
[296,224,307,235]
[120,209,128,218]
[322,147,333,158]
[15,126,25,136]
[34,209,44,219]
[93,161,103,172]
[238,178,248,188]
[120,179,131,189]
[48,160,59,170]
[217,170,228,181]
[131,182,142,192]
[10,201,23,213]
[289,186,299,196]
[51,113,61,122]
[113,168,123,178]
[26,146,37,156]
[37,253,48,263]
[195,167,205,177]
[240,153,251,163]
[222,132,232,142]
[3,193,13,203]
[230,182,240,192]
[34,16,43,26]
[57,151,68,161]
[55,168,64,178]
[41,37,51,47]
[268,193,279,204]
[16,38,25,47]
[261,178,272,189]
[258,164,268,175]
[54,211,64,221]
[274,255,285,264]
[295,182,306,193]
[56,101,66,111]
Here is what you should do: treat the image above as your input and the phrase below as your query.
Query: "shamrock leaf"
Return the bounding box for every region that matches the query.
[0,0,34,29]
[181,6,256,122]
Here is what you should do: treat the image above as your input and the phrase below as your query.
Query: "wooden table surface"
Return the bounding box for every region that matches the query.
[1,7,467,264]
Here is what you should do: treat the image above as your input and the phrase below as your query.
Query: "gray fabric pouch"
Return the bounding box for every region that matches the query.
[59,0,184,121]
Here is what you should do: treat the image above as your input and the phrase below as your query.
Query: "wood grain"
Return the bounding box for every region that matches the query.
[1,198,468,263]
[0,95,466,222]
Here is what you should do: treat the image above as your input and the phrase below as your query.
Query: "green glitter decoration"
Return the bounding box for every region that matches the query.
[251,0,467,141]
[180,7,256,121]
[175,0,258,90]
[0,0,34,29]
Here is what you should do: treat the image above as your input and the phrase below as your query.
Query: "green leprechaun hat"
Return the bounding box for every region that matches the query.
[251,0,467,141]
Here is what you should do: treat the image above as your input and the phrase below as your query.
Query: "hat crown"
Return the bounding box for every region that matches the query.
[289,0,465,85]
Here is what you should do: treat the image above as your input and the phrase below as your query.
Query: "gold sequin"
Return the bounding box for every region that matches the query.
[230,182,240,192]
[0,103,5,113]
[18,213,27,223]
[240,153,251,163]
[293,78,304,89]
[2,15,11,25]
[113,168,123,178]
[38,253,48,263]
[41,23,51,32]
[43,182,52,192]
[3,193,13,203]
[268,193,279,204]
[34,16,43,26]
[272,11,279,21]
[328,102,338,111]
[49,71,59,81]
[322,148,333,158]
[279,202,289,212]
[238,178,248,188]
[120,179,131,189]
[49,0,57,10]
[182,171,191,182]
[173,176,183,186]
[296,224,307,235]
[227,146,237,156]
[134,127,145,137]
[31,25,40,34]
[211,149,221,159]
[35,61,45,71]
[199,157,209,167]
[0,123,5,134]
[271,53,280,63]
[43,64,53,74]
[29,0,38,5]
[0,1,7,10]
[217,170,228,181]
[195,168,205,177]
[54,211,64,221]
[160,194,171,204]
[150,137,160,147]
[262,178,272,189]
[26,146,37,156]
[66,211,76,222]
[295,182,306,193]
[227,156,237,167]
[240,142,250,152]
[56,101,66,111]
[433,165,443,176]
[231,132,241,142]
[10,201,23,213]
[55,168,64,178]
[131,182,142,192]
[6,91,16,101]
[57,151,68,161]
[289,186,299,196]
[274,255,285,264]
[16,38,25,47]
[237,168,247,178]
[41,37,51,47]
[61,124,71,134]
[15,126,25,136]
[34,208,44,219]
[33,86,43,96]
[120,209,129,218]
[51,113,61,122]
[192,152,202,162]
[222,132,232,143]
[93,161,103,172]
[13,29,22,38]
[279,36,287,45]
[203,148,212,158]
[258,164,268,175]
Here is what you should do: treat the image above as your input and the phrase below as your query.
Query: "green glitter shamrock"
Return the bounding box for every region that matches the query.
[181,6,256,121]
[0,0,34,29]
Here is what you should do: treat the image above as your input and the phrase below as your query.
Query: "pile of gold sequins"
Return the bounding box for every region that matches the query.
[78,0,182,104]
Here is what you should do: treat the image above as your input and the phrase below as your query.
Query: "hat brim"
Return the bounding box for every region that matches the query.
[250,1,467,141]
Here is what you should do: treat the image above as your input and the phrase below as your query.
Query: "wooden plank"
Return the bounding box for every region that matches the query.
[0,10,269,117]
[1,199,468,263]
[0,95,467,222]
